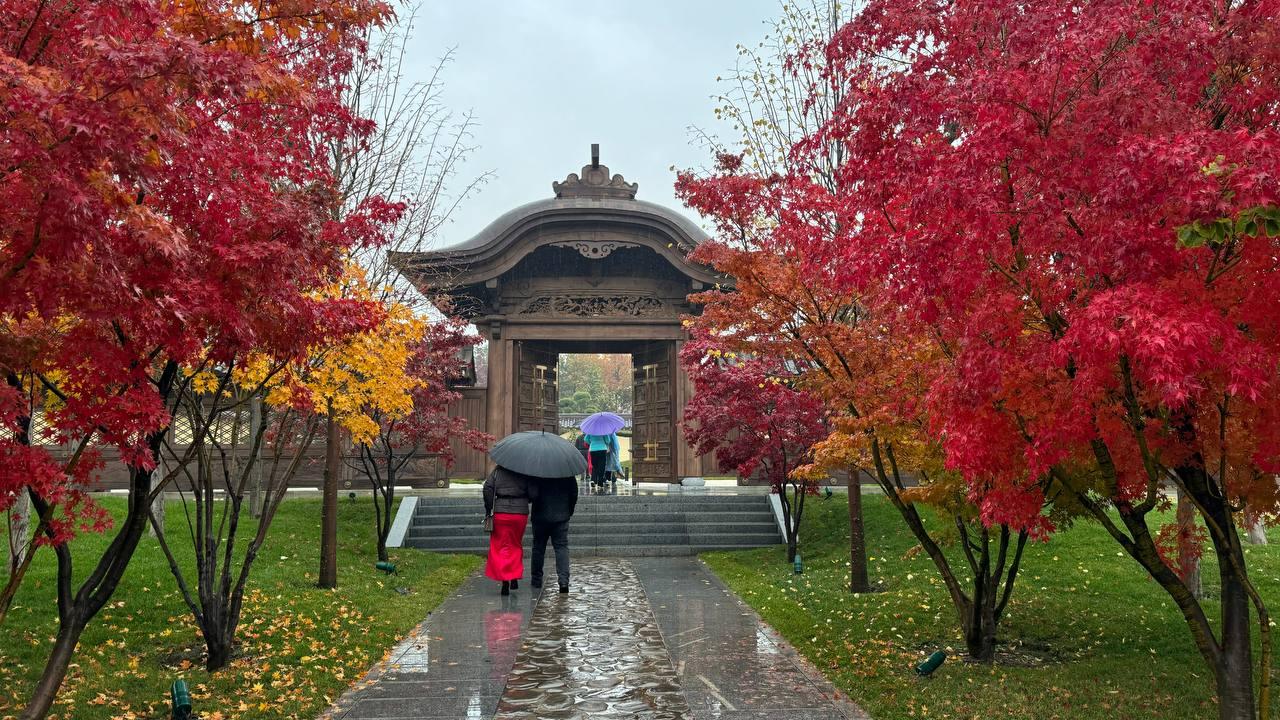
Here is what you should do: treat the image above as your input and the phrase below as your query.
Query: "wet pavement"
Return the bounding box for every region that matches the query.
[495,559,691,719]
[321,557,867,720]
[636,558,867,720]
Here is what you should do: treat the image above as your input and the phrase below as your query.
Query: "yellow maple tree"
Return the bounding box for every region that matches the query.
[250,265,426,441]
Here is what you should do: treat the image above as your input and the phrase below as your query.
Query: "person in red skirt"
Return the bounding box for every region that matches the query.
[482,465,534,595]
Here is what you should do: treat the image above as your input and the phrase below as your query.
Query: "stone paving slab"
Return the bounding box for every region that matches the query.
[321,555,868,720]
[319,568,539,720]
[635,557,869,720]
[495,558,692,720]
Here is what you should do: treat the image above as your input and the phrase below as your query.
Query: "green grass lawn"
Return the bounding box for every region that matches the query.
[702,495,1280,720]
[0,496,480,720]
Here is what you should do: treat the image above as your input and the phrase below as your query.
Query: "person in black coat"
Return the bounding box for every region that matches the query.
[529,475,577,592]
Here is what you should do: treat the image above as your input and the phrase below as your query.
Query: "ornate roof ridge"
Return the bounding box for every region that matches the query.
[552,143,638,200]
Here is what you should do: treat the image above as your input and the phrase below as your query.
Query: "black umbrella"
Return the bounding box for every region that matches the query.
[489,430,588,478]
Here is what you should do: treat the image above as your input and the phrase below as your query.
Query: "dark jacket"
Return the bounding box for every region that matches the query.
[531,476,578,525]
[483,467,532,516]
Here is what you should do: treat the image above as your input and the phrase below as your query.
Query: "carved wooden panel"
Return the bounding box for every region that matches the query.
[518,294,668,318]
[632,342,674,482]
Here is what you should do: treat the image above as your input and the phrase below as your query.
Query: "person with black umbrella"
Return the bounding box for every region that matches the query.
[530,472,577,593]
[484,431,587,596]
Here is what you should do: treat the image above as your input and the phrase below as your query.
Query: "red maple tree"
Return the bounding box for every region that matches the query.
[808,2,1280,717]
[0,1,393,715]
[678,157,1041,658]
[679,329,827,563]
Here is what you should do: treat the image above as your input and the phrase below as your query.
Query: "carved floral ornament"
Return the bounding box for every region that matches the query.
[550,240,638,259]
[517,293,668,318]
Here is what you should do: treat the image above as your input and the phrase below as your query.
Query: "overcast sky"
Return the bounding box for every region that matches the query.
[408,1,780,248]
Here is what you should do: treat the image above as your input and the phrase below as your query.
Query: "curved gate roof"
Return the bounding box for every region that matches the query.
[390,148,720,296]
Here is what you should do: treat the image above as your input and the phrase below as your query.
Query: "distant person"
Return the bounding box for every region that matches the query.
[606,441,624,492]
[482,466,532,595]
[584,431,619,492]
[574,432,590,484]
[530,474,577,593]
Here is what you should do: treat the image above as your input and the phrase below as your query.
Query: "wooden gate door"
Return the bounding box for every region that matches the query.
[516,342,558,433]
[631,341,674,482]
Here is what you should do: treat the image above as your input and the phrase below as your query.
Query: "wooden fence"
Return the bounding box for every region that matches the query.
[25,387,491,492]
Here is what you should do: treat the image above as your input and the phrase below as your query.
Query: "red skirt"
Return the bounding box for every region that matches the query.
[485,512,527,581]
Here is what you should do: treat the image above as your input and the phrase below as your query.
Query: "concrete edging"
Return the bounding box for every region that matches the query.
[767,493,795,543]
[386,495,419,549]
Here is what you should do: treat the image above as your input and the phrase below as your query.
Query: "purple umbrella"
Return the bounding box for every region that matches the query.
[579,411,625,435]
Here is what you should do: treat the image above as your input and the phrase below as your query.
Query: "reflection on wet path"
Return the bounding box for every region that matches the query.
[637,558,869,720]
[495,558,692,719]
[320,556,868,719]
[318,575,538,720]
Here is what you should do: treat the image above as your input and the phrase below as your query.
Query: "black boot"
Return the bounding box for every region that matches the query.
[510,579,518,590]
[559,584,569,593]
[500,581,510,596]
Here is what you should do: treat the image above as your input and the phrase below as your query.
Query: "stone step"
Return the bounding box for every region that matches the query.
[409,493,765,502]
[401,542,777,557]
[410,521,692,535]
[400,541,734,557]
[412,504,768,515]
[407,530,778,549]
[410,507,770,521]
[687,532,784,545]
[415,533,712,550]
[404,494,780,556]
[411,509,773,524]
[407,520,779,539]
[409,497,769,511]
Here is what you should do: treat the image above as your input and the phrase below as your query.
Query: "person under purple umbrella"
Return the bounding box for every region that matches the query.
[579,412,624,493]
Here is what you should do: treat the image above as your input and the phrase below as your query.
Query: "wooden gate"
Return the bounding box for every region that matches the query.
[516,341,559,433]
[631,341,674,482]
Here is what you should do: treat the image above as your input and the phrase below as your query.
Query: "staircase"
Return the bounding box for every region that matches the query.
[404,493,781,556]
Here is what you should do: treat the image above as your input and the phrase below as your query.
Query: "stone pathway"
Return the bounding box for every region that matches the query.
[321,558,866,720]
[636,557,867,720]
[495,559,690,719]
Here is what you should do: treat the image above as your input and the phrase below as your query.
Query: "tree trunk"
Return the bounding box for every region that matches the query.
[148,488,165,539]
[1215,581,1257,720]
[205,629,232,672]
[318,410,340,589]
[1246,518,1268,546]
[376,487,393,564]
[8,491,30,573]
[1215,534,1258,720]
[962,603,997,661]
[1168,460,1262,720]
[0,493,39,623]
[19,615,86,720]
[1176,488,1202,599]
[846,470,870,592]
[22,463,161,719]
[248,397,264,518]
[20,362,177,720]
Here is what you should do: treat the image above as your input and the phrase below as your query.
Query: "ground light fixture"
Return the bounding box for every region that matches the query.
[915,650,947,677]
[793,552,803,574]
[170,679,192,719]
[376,561,398,575]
